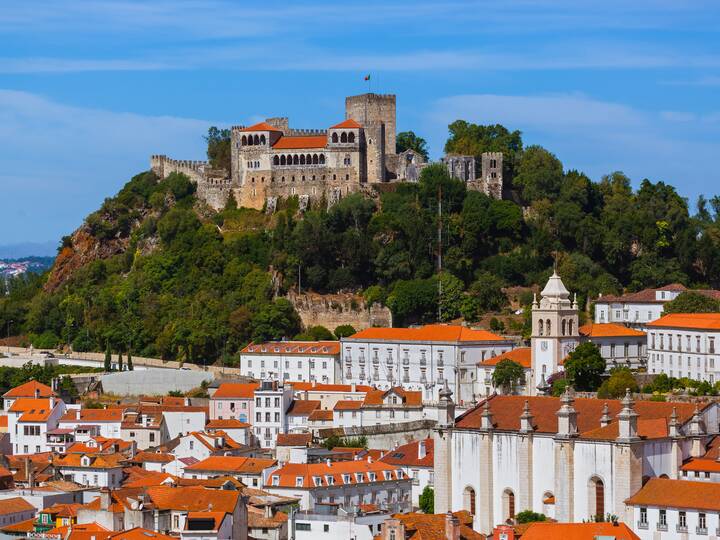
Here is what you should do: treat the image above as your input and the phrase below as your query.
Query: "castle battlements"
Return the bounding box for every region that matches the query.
[288,128,327,136]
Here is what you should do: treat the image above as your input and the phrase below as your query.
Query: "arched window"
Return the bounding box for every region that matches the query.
[293,155,299,165]
[280,155,286,166]
[502,489,515,522]
[300,154,306,165]
[546,319,552,336]
[542,491,555,518]
[588,477,605,521]
[539,319,544,336]
[273,156,279,166]
[562,320,567,336]
[241,135,247,145]
[253,134,260,145]
[312,154,319,165]
[341,132,348,143]
[463,486,476,515]
[569,320,574,335]
[332,132,339,143]
[348,132,355,143]
[260,134,266,145]
[247,135,253,146]
[306,154,312,163]
[319,154,326,165]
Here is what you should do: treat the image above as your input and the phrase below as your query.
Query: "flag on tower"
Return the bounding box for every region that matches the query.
[364,74,371,81]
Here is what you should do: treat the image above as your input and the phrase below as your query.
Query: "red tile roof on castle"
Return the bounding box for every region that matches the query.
[272,135,328,149]
[239,121,282,132]
[479,347,531,368]
[625,477,720,511]
[455,394,705,440]
[3,380,55,398]
[330,118,363,129]
[579,323,645,338]
[648,312,720,330]
[268,459,402,488]
[520,522,639,540]
[242,340,340,355]
[213,382,259,399]
[347,324,507,343]
[380,438,433,468]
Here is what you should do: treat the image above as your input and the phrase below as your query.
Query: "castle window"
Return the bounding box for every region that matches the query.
[333,174,336,180]
[261,177,265,183]
[251,177,255,183]
[293,155,299,165]
[280,155,286,166]
[306,154,311,163]
[291,176,295,182]
[260,134,266,145]
[344,154,351,166]
[345,174,349,180]
[281,176,285,182]
[322,175,326,180]
[341,132,348,143]
[319,154,326,165]
[312,175,316,181]
[247,135,253,146]
[300,155,306,165]
[332,132,339,143]
[348,132,355,143]
[241,135,247,145]
[312,154,319,165]
[302,176,305,182]
[253,134,260,145]
[273,156,279,166]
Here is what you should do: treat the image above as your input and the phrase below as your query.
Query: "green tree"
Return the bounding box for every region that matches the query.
[295,325,334,341]
[438,272,464,322]
[205,126,231,171]
[117,351,123,371]
[419,485,434,514]
[396,131,429,160]
[563,342,606,391]
[664,291,720,314]
[516,510,547,524]
[491,359,525,393]
[513,145,564,203]
[444,121,523,179]
[597,368,639,398]
[334,325,357,339]
[104,341,112,372]
[127,350,133,371]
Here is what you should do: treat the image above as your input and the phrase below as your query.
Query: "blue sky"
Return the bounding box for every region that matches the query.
[1,0,719,248]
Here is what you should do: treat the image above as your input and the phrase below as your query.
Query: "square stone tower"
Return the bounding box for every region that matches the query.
[345,93,396,183]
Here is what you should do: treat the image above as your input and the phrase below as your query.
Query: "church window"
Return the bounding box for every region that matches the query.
[463,487,476,515]
[568,320,574,334]
[562,320,567,336]
[546,319,551,335]
[341,132,348,143]
[349,132,355,143]
[588,477,605,521]
[332,132,339,143]
[538,320,544,336]
[502,489,515,522]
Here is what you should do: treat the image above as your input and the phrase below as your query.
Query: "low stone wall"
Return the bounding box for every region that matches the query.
[318,419,437,450]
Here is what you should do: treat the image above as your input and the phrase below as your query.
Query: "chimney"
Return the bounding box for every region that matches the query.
[445,512,460,540]
[417,440,427,460]
[100,488,111,511]
[600,403,611,428]
[34,388,40,399]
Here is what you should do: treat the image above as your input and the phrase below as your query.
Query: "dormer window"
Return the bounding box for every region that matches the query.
[368,473,376,482]
[272,475,279,486]
[313,476,323,486]
[325,475,335,485]
[355,473,364,482]
[342,474,351,484]
[383,471,391,480]
[396,470,403,479]
[295,476,303,487]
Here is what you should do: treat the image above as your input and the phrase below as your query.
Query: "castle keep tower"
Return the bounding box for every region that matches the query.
[345,93,396,183]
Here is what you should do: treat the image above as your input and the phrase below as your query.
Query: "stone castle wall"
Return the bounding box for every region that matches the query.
[287,291,393,332]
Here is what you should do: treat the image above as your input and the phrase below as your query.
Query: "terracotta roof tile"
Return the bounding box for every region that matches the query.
[0,517,35,533]
[109,527,177,539]
[520,522,639,540]
[8,397,57,422]
[393,512,485,540]
[334,400,362,410]
[0,496,35,515]
[286,400,321,416]
[213,382,259,399]
[579,323,645,338]
[308,409,333,421]
[347,324,507,343]
[479,347,532,368]
[184,456,276,474]
[206,418,251,429]
[681,458,720,472]
[276,433,312,447]
[362,388,422,407]
[625,477,720,511]
[597,285,686,304]
[3,380,55,398]
[330,118,363,129]
[239,121,282,132]
[272,136,327,149]
[648,312,720,331]
[242,340,340,355]
[60,408,125,423]
[290,382,372,392]
[248,506,288,529]
[380,438,433,468]
[145,485,240,513]
[268,460,404,488]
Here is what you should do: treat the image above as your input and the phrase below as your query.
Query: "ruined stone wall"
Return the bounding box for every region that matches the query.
[150,155,207,184]
[287,291,392,332]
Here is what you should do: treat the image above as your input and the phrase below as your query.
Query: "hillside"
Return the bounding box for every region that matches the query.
[2,122,719,365]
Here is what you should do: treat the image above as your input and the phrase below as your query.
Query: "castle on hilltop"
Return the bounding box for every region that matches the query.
[151,94,504,211]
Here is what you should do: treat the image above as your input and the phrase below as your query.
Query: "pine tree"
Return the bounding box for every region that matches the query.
[127,350,134,371]
[104,341,112,372]
[118,351,123,371]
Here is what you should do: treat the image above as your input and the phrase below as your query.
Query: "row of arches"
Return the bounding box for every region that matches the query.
[273,154,326,166]
[241,134,267,146]
[462,477,605,522]
[537,318,574,336]
[247,173,352,184]
[331,131,356,144]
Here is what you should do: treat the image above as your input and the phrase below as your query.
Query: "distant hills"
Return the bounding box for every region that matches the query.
[0,241,57,259]
[0,257,55,279]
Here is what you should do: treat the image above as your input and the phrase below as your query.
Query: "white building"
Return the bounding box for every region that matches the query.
[58,408,124,439]
[293,507,387,540]
[53,452,125,488]
[626,477,720,539]
[341,324,514,404]
[241,341,341,384]
[579,323,647,369]
[333,388,424,429]
[7,396,66,455]
[594,284,720,328]
[379,438,434,508]
[254,381,293,449]
[289,382,372,410]
[477,348,533,396]
[265,458,412,513]
[647,313,720,383]
[2,380,55,410]
[433,383,720,536]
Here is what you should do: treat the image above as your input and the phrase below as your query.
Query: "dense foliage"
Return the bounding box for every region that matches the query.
[663,291,720,313]
[563,342,606,391]
[419,486,434,514]
[3,121,720,366]
[491,359,525,393]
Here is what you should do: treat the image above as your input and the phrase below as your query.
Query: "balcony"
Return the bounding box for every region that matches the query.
[437,359,444,367]
[636,521,648,530]
[697,526,708,535]
[420,358,426,366]
[402,358,409,366]
[403,376,410,383]
[657,523,668,532]
[676,524,688,533]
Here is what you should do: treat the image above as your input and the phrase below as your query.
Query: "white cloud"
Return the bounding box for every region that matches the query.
[0,90,216,242]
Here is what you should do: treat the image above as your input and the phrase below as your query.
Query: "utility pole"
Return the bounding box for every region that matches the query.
[437,185,443,322]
